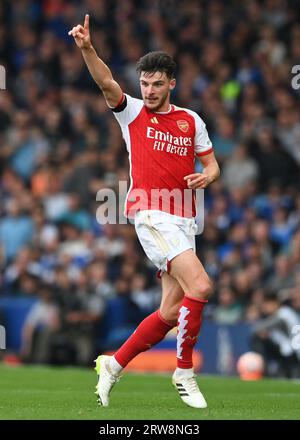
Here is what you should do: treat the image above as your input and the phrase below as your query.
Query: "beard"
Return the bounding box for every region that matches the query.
[144,91,169,112]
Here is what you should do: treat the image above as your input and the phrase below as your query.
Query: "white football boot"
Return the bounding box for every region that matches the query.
[172,371,207,409]
[94,355,121,407]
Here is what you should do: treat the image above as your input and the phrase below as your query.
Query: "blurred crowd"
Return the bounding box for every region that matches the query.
[0,0,300,370]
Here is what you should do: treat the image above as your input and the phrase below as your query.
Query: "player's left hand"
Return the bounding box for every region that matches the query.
[184,173,211,189]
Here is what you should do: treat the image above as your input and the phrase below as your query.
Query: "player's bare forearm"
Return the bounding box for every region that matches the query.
[184,151,220,189]
[68,14,123,107]
[81,46,122,104]
[202,160,220,184]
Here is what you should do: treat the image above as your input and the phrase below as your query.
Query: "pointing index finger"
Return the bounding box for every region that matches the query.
[84,14,89,30]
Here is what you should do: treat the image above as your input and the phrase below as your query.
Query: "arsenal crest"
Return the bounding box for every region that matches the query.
[177,119,189,132]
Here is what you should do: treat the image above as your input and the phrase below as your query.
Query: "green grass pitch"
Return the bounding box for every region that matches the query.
[0,364,299,420]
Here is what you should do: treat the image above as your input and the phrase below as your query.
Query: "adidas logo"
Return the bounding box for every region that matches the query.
[150,117,159,124]
[175,382,189,397]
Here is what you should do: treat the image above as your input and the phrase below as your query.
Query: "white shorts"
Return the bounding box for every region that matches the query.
[134,210,197,277]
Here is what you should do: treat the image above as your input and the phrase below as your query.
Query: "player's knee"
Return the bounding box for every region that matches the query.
[189,276,214,300]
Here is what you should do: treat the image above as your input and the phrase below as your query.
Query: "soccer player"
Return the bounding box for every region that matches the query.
[69,15,220,409]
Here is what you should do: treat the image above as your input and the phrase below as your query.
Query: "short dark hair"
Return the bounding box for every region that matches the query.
[264,293,279,303]
[136,51,176,79]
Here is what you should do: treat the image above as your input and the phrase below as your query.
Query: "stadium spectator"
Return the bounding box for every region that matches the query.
[266,254,295,295]
[212,285,244,325]
[251,294,300,378]
[20,284,60,364]
[56,269,105,366]
[221,144,259,191]
[0,198,34,263]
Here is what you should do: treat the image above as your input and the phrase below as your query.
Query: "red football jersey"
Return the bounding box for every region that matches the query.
[112,94,213,218]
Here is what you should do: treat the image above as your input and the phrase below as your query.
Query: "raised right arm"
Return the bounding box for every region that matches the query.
[68,14,123,108]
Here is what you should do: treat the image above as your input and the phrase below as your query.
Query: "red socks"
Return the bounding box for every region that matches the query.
[177,295,207,369]
[114,296,207,370]
[114,310,175,368]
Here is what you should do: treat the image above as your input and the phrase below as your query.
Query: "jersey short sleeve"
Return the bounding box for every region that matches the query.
[111,93,144,127]
[193,113,213,157]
